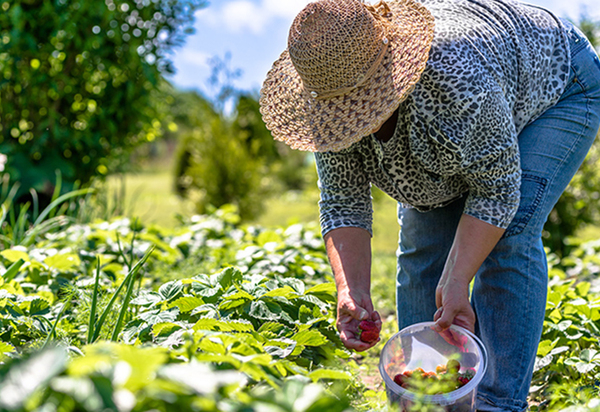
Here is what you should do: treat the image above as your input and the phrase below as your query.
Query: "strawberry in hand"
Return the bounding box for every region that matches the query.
[359,319,380,343]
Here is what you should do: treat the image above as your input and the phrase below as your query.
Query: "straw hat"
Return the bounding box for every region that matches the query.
[259,0,434,152]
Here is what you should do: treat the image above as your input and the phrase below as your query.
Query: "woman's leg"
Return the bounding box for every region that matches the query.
[473,23,600,412]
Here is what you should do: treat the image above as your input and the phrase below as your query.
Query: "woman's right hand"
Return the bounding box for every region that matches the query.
[336,289,381,351]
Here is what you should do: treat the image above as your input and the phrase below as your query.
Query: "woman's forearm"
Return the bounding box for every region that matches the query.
[324,226,381,350]
[444,214,505,285]
[434,213,505,331]
[324,226,372,295]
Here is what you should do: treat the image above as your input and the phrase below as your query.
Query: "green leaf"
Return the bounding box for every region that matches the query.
[223,290,255,301]
[292,330,327,347]
[248,300,285,321]
[193,318,255,332]
[152,322,182,337]
[575,281,591,297]
[130,291,163,306]
[158,281,183,301]
[308,369,352,381]
[0,250,29,263]
[169,296,204,313]
[0,341,15,356]
[139,308,180,326]
[261,286,297,299]
[44,253,81,271]
[28,297,50,316]
[305,283,337,295]
[214,267,243,290]
[580,348,599,362]
[0,347,68,409]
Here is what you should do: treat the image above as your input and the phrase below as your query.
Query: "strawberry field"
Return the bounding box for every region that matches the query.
[0,202,599,411]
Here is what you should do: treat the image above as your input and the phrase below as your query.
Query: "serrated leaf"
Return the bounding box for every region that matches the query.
[139,308,179,325]
[261,286,297,299]
[193,318,255,332]
[305,283,337,295]
[130,291,163,306]
[152,322,182,337]
[215,267,243,290]
[223,290,255,301]
[28,297,50,316]
[248,300,281,321]
[292,329,327,347]
[219,298,248,311]
[309,369,352,381]
[159,281,183,301]
[190,304,219,318]
[258,321,290,336]
[169,296,204,313]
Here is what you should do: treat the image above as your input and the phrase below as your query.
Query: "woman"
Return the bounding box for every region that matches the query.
[259,0,600,410]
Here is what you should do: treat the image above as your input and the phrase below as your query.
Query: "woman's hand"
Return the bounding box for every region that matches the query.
[431,214,505,334]
[433,275,475,333]
[337,289,382,351]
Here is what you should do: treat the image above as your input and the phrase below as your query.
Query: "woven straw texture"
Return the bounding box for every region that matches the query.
[259,0,435,152]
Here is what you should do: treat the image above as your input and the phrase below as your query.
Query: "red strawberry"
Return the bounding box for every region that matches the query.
[393,373,407,386]
[359,320,380,343]
[457,376,471,386]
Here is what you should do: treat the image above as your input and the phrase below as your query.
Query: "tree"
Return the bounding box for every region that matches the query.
[0,0,204,206]
[543,13,600,256]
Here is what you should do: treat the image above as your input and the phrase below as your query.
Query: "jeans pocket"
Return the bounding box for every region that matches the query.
[503,173,548,238]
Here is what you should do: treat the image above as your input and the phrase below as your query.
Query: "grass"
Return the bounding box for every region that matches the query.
[105,168,196,228]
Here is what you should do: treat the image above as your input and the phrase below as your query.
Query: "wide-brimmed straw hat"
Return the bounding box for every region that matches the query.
[259,0,434,152]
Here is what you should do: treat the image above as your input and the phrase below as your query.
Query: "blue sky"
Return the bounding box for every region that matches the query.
[167,0,600,100]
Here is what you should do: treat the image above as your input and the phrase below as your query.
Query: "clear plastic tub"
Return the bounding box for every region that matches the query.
[378,322,488,412]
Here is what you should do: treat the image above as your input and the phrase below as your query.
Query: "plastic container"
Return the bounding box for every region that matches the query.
[378,322,488,412]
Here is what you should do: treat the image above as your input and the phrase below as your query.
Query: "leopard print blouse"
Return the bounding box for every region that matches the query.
[315,0,570,235]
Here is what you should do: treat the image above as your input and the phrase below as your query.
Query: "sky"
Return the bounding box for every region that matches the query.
[167,0,600,100]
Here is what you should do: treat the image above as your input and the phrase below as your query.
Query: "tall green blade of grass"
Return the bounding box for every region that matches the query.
[22,188,95,246]
[87,257,102,344]
[91,245,155,343]
[41,300,70,350]
[110,262,139,342]
[2,258,25,282]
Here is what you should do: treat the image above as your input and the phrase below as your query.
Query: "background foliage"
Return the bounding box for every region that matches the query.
[0,0,204,206]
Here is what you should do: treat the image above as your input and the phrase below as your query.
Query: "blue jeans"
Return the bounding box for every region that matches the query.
[395,21,600,412]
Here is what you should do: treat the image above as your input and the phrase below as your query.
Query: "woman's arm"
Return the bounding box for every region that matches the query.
[433,214,505,333]
[324,226,382,351]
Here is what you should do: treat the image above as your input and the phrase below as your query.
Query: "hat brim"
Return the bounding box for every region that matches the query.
[259,0,435,152]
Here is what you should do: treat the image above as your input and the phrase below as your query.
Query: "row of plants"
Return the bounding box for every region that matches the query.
[0,204,377,411]
[0,197,599,410]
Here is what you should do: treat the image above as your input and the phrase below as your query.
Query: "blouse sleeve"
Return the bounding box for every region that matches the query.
[314,148,374,236]
[461,90,521,228]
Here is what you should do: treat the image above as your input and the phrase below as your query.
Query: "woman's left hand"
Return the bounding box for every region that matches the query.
[431,214,505,334]
[433,275,476,333]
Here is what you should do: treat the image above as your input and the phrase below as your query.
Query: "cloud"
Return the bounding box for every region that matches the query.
[198,0,311,34]
[178,49,211,67]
